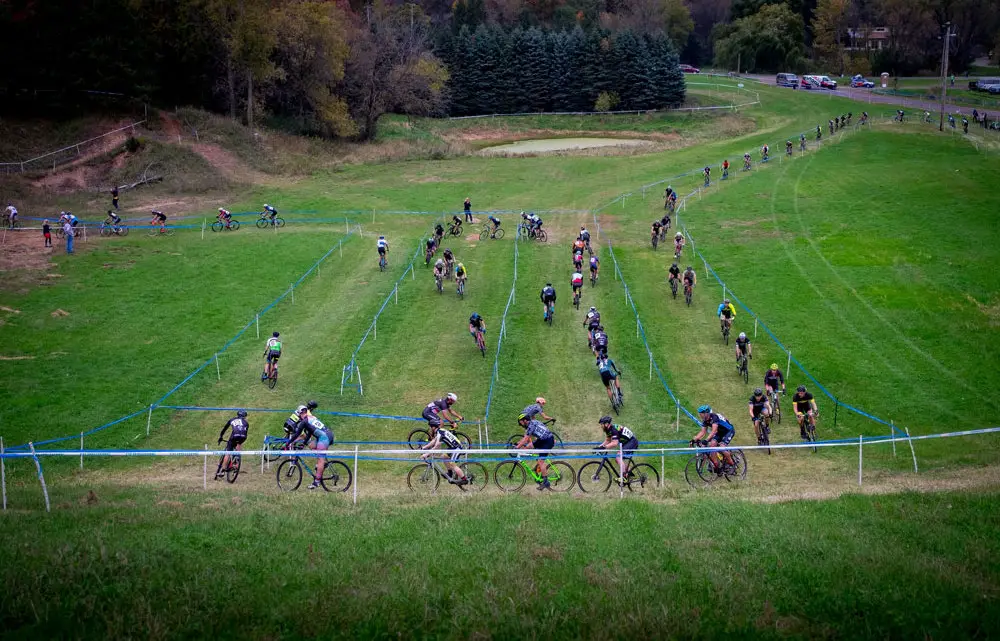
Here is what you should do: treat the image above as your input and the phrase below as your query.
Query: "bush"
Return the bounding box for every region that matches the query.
[595,91,620,112]
[124,136,143,153]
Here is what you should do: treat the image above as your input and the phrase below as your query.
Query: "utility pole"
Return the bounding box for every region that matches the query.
[939,22,953,132]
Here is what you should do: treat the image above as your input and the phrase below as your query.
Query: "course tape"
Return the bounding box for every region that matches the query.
[156,405,482,426]
[483,227,519,420]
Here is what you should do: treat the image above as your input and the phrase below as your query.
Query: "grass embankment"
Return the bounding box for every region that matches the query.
[0,487,998,639]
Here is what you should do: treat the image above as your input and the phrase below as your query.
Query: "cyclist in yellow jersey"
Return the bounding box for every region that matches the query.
[717,298,736,333]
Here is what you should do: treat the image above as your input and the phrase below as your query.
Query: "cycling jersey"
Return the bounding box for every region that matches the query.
[571,273,583,287]
[426,238,435,248]
[668,266,680,278]
[220,416,249,442]
[589,257,599,270]
[288,415,330,446]
[748,395,768,417]
[456,266,466,278]
[717,303,736,318]
[219,209,230,218]
[703,412,735,437]
[522,404,543,419]
[540,286,556,302]
[764,369,784,386]
[488,216,500,226]
[580,230,590,241]
[443,250,454,261]
[604,423,634,442]
[264,205,277,214]
[736,336,750,351]
[586,312,601,328]
[573,252,583,266]
[5,206,17,217]
[683,271,695,284]
[652,223,662,233]
[377,239,388,249]
[573,240,585,252]
[792,392,815,414]
[524,419,552,441]
[469,316,484,330]
[266,337,282,353]
[438,428,463,453]
[593,331,608,349]
[598,358,619,385]
[422,399,450,427]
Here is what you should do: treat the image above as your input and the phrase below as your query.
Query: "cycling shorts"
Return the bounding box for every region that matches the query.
[533,435,555,458]
[751,406,768,418]
[714,428,735,446]
[314,429,333,450]
[421,407,442,428]
[267,350,281,362]
[600,370,617,386]
[378,246,386,255]
[226,434,246,451]
[572,282,582,291]
[595,345,608,359]
[621,437,639,456]
[590,265,598,272]
[71,220,79,227]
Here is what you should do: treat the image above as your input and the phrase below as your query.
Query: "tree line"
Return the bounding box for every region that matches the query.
[438,26,686,115]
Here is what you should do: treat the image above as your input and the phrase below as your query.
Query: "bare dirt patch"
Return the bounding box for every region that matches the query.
[0,230,57,274]
[190,143,270,185]
[0,355,35,360]
[965,294,1000,327]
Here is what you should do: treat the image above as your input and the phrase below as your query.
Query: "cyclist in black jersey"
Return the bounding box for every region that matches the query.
[747,388,771,442]
[668,262,681,290]
[540,283,556,321]
[584,307,601,346]
[216,409,249,479]
[763,364,785,396]
[791,385,818,439]
[597,415,638,483]
[591,326,609,359]
[420,425,469,485]
[735,331,752,363]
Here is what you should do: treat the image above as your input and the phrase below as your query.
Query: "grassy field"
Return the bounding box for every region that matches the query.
[2,81,1000,638]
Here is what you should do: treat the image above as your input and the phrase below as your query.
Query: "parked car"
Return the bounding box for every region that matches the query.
[800,76,822,90]
[974,77,1000,92]
[850,75,874,88]
[776,73,799,88]
[816,75,838,90]
[679,64,700,74]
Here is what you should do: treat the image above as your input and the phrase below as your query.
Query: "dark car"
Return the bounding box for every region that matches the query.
[679,64,700,74]
[776,73,799,88]
[850,75,874,88]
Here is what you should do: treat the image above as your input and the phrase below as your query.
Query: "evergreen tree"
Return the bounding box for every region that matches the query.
[521,27,552,111]
[612,30,657,110]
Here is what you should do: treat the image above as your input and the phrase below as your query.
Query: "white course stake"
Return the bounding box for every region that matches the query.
[201,219,206,240]
[786,352,792,379]
[660,450,664,488]
[256,314,260,339]
[891,421,897,457]
[374,318,377,341]
[754,317,758,338]
[146,404,153,436]
[857,435,863,486]
[203,444,208,489]
[80,432,84,469]
[290,284,294,304]
[649,353,652,380]
[29,442,50,513]
[215,354,221,380]
[1,436,6,511]
[905,427,919,473]
[618,441,624,499]
[675,402,680,432]
[353,446,359,506]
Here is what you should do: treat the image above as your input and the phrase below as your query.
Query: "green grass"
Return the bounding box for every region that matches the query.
[1,486,998,639]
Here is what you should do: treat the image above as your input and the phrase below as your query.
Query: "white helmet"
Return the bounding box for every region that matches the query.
[675,232,683,238]
[435,258,444,267]
[739,332,746,339]
[589,306,596,311]
[264,203,269,208]
[446,392,458,403]
[535,397,546,405]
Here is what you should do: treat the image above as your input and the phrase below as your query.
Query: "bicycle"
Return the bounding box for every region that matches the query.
[544,301,554,325]
[444,261,453,281]
[216,449,242,483]
[754,415,771,455]
[379,254,387,272]
[673,242,683,259]
[425,247,434,266]
[448,222,463,237]
[435,273,443,294]
[684,282,693,306]
[721,320,731,345]
[406,457,489,493]
[737,351,749,384]
[275,451,353,492]
[590,270,598,287]
[479,225,504,241]
[493,453,575,493]
[577,449,659,493]
[407,426,473,450]
[456,277,466,298]
[651,231,658,250]
[255,213,285,229]
[573,288,581,310]
[146,226,175,237]
[768,389,782,424]
[211,219,240,232]
[263,361,278,389]
[798,412,819,453]
[743,160,751,172]
[100,220,130,237]
[669,277,678,299]
[473,328,486,357]
[684,441,748,488]
[505,421,564,451]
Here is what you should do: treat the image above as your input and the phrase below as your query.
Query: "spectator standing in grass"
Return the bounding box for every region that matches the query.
[111,186,119,210]
[43,219,51,247]
[63,220,73,254]
[463,197,472,222]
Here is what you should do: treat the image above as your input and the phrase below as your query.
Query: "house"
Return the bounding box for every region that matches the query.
[846,27,890,51]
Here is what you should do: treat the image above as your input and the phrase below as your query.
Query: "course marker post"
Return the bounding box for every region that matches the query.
[201,219,206,240]
[905,427,918,473]
[374,318,377,341]
[0,436,6,511]
[858,435,863,486]
[256,314,259,339]
[619,441,624,499]
[675,402,680,432]
[215,354,221,380]
[80,432,84,470]
[754,317,758,338]
[660,450,664,487]
[649,353,652,380]
[203,444,208,489]
[786,351,792,379]
[352,446,359,506]
[260,439,265,475]
[146,404,153,436]
[28,442,50,513]
[290,284,294,304]
[394,285,398,305]
[891,420,897,457]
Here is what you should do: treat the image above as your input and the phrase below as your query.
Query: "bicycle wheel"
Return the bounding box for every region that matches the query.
[118,226,130,237]
[100,224,111,237]
[546,462,575,492]
[276,459,303,491]
[211,221,224,232]
[684,456,706,488]
[724,450,748,482]
[724,327,730,345]
[436,278,443,294]
[275,217,285,228]
[407,429,431,450]
[407,464,440,493]
[453,431,473,449]
[806,423,817,453]
[742,360,749,384]
[685,288,692,306]
[652,236,658,250]
[611,392,621,415]
[459,462,489,492]
[318,460,352,492]
[537,230,547,243]
[627,463,659,493]
[671,281,677,299]
[379,257,386,272]
[230,220,240,231]
[761,424,772,455]
[493,228,504,240]
[695,454,722,485]
[268,369,278,390]
[576,461,612,493]
[458,281,464,298]
[478,335,486,357]
[226,454,241,483]
[505,434,523,451]
[493,460,527,492]
[479,229,488,241]
[256,218,267,229]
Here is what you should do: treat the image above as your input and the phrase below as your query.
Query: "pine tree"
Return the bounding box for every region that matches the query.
[521,27,552,111]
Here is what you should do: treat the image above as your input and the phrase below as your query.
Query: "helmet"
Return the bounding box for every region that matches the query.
[435,258,444,266]
[667,185,672,190]
[599,415,612,425]
[546,283,552,287]
[753,388,763,396]
[797,385,806,393]
[517,413,529,422]
[723,299,730,305]
[237,409,248,418]
[218,208,225,212]
[445,248,451,253]
[738,332,746,339]
[378,235,384,240]
[457,262,464,269]
[535,397,546,405]
[589,306,596,312]
[580,226,585,230]
[675,232,683,238]
[672,262,678,268]
[470,312,480,321]
[272,331,280,338]
[446,392,458,403]
[306,400,318,410]
[263,204,269,208]
[697,405,711,414]
[770,363,778,370]
[686,266,693,271]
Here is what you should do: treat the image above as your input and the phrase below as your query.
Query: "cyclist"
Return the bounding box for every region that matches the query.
[263,203,278,223]
[487,214,501,237]
[4,203,16,227]
[673,231,684,257]
[860,111,868,125]
[589,253,600,282]
[816,125,822,141]
[785,140,793,156]
[151,210,167,233]
[748,388,771,443]
[572,236,586,256]
[376,235,389,266]
[760,144,769,162]
[455,261,467,291]
[432,258,446,285]
[667,262,681,291]
[597,415,636,484]
[215,409,249,479]
[743,152,752,170]
[651,220,662,245]
[426,235,437,258]
[592,325,609,359]
[597,356,622,403]
[287,413,334,490]
[721,159,729,179]
[579,226,591,253]
[703,165,711,186]
[799,133,807,152]
[664,186,676,210]
[717,298,736,334]
[791,385,818,439]
[522,397,555,423]
[540,282,556,321]
[764,363,785,397]
[584,306,601,345]
[60,211,79,230]
[419,424,469,485]
[451,214,463,233]
[835,116,841,129]
[531,212,543,235]
[962,116,969,133]
[262,331,282,382]
[735,331,752,365]
[284,401,317,441]
[422,393,462,437]
[469,312,486,345]
[693,404,736,471]
[217,207,232,229]
[683,266,697,296]
[433,223,445,245]
[660,211,671,236]
[573,250,584,271]
[105,209,121,228]
[829,119,835,135]
[514,413,555,490]
[571,269,584,301]
[442,247,455,279]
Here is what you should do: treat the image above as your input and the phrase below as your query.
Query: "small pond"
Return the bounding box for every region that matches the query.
[480,137,652,155]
